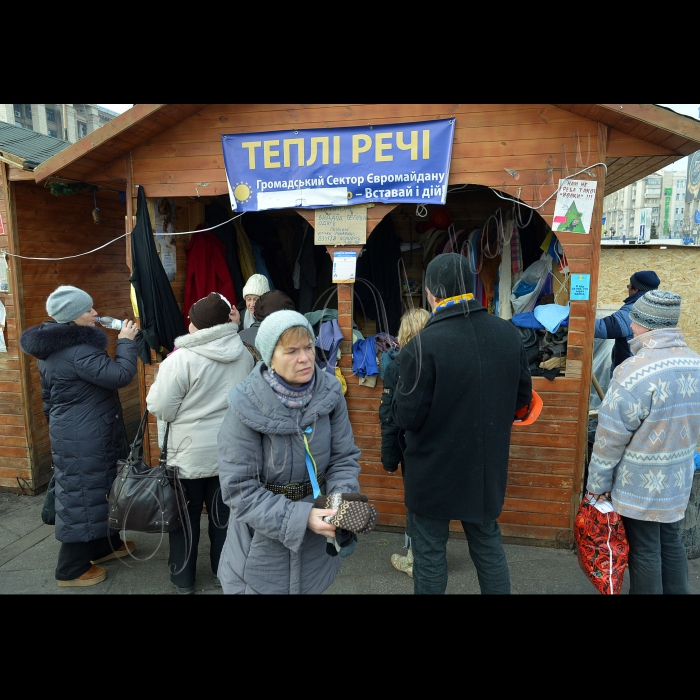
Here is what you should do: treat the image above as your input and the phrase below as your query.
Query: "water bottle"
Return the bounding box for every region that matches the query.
[96,316,123,330]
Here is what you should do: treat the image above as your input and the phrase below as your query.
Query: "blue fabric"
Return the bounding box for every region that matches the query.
[512,280,537,298]
[694,451,700,471]
[251,241,274,291]
[511,312,545,330]
[594,290,645,370]
[352,336,379,378]
[533,303,570,333]
[316,319,344,375]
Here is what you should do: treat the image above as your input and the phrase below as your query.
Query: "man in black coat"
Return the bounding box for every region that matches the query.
[393,253,532,594]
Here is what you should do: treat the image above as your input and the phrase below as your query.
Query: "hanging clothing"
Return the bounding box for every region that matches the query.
[355,216,403,336]
[293,222,317,315]
[206,199,245,304]
[183,229,237,328]
[251,241,275,291]
[130,186,188,362]
[352,336,379,378]
[234,219,257,281]
[316,319,344,375]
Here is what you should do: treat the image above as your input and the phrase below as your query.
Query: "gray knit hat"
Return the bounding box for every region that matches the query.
[46,285,93,323]
[425,253,475,299]
[629,290,681,330]
[255,310,315,367]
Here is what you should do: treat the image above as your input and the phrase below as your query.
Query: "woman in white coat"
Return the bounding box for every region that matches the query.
[147,293,254,594]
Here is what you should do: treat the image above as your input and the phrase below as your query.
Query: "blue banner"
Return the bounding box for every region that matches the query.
[695,209,700,224]
[221,118,456,212]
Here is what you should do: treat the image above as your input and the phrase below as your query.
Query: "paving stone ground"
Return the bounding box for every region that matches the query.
[1,491,698,595]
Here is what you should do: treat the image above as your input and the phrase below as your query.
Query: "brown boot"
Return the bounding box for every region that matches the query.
[91,541,135,564]
[57,565,107,587]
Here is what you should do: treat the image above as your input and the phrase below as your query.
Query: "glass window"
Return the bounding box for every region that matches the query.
[14,104,22,118]
[45,108,56,122]
[24,104,32,119]
[48,129,57,138]
[77,122,87,138]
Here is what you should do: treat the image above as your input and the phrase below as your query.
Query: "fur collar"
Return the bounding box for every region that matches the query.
[174,322,238,349]
[20,321,107,360]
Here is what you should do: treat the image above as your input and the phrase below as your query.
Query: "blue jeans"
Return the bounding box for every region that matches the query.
[621,516,690,594]
[407,510,510,594]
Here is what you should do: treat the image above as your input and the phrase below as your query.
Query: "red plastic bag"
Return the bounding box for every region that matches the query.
[574,496,628,595]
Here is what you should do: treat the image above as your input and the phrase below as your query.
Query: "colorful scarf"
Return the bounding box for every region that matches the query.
[430,293,475,317]
[263,369,315,411]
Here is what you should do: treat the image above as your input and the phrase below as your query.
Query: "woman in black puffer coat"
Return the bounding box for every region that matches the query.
[20,285,139,588]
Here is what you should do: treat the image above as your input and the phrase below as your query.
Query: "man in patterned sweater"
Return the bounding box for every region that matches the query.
[587,290,700,594]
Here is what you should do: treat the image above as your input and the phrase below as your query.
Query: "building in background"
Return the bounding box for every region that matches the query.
[684,149,700,238]
[0,104,119,143]
[603,170,687,240]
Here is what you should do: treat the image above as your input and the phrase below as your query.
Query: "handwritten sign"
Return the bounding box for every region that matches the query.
[570,274,591,301]
[332,250,357,283]
[552,179,598,234]
[315,205,367,245]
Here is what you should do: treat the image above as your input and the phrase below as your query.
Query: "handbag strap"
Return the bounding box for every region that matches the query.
[160,421,171,464]
[127,409,150,461]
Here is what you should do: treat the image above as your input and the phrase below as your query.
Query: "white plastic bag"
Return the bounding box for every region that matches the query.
[511,253,552,315]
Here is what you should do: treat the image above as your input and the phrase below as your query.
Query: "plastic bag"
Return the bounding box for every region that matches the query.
[574,495,628,595]
[510,254,552,315]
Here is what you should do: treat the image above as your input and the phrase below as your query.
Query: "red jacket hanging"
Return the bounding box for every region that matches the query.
[183,229,237,326]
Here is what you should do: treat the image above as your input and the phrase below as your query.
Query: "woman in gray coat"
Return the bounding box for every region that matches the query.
[217,310,362,594]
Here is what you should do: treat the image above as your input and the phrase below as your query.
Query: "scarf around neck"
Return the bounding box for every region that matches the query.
[263,368,316,410]
[430,292,475,317]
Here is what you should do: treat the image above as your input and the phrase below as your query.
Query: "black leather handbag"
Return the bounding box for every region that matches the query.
[107,410,188,534]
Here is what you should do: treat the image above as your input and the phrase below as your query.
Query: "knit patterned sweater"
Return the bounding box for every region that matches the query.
[587,327,700,522]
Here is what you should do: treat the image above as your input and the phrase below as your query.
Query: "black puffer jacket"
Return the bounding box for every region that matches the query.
[20,322,138,543]
[379,353,404,473]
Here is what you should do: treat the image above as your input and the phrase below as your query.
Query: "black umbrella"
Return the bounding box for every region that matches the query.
[130,186,187,363]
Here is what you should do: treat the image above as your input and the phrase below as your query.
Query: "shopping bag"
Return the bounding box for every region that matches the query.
[574,494,628,595]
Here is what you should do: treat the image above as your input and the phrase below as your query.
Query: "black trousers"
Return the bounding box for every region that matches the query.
[168,476,229,588]
[55,532,123,580]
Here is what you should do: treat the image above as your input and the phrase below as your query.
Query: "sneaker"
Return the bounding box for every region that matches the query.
[391,549,414,579]
[57,565,107,587]
[91,541,135,564]
[171,582,195,595]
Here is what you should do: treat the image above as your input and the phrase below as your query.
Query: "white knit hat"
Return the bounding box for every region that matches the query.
[242,274,270,298]
[255,310,315,367]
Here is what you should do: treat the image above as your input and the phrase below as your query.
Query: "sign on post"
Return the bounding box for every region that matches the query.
[315,205,367,245]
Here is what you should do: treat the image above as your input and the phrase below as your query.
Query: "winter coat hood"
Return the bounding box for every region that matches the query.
[20,321,107,360]
[229,362,340,435]
[173,322,244,363]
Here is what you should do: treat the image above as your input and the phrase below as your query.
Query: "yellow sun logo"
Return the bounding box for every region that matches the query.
[234,182,252,203]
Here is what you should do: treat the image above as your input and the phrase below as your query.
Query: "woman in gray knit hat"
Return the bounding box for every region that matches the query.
[19,285,139,588]
[216,310,369,594]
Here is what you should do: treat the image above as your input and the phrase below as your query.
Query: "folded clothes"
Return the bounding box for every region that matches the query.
[534,303,570,333]
[512,312,545,330]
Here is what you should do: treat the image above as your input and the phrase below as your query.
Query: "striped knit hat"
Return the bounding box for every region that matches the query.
[629,290,681,330]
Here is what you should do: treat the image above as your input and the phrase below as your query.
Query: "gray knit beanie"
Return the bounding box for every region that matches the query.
[46,285,93,323]
[425,253,475,299]
[629,290,681,330]
[255,310,315,367]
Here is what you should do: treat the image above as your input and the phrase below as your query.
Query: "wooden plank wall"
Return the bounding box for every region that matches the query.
[0,164,35,492]
[9,182,138,491]
[125,104,608,545]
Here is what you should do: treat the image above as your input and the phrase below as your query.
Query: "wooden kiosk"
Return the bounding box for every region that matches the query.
[6,103,699,548]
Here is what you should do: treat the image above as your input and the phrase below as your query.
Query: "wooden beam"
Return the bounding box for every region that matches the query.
[34,104,168,184]
[8,168,35,181]
[598,104,700,148]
